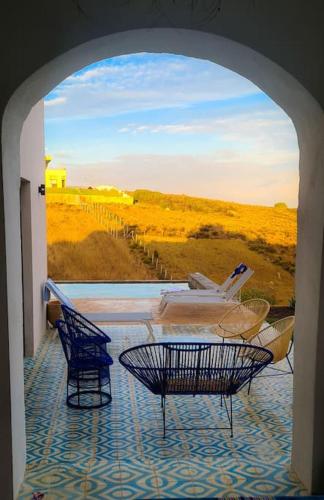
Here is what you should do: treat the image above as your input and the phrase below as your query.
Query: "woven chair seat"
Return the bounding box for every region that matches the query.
[215,322,257,338]
[238,346,269,363]
[72,336,108,347]
[70,354,112,370]
[166,377,233,394]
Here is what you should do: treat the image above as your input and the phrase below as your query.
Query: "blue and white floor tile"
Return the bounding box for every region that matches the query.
[19,324,307,498]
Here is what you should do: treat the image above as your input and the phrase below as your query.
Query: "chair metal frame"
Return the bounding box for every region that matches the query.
[248,316,295,377]
[215,298,271,341]
[119,342,273,438]
[57,320,113,409]
[61,304,111,347]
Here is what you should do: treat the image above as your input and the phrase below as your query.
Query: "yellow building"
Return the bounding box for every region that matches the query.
[45,168,66,188]
[45,155,67,188]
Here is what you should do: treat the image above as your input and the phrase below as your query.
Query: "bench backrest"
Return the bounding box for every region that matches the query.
[119,342,273,396]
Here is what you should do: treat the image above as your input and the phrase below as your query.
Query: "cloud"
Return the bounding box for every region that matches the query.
[45,53,299,206]
[45,96,67,107]
[116,111,292,139]
[45,53,261,120]
[118,123,203,134]
[111,107,298,162]
[48,150,75,162]
[47,103,298,206]
[66,152,299,207]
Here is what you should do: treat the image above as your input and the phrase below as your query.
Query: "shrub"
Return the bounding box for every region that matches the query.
[241,288,276,305]
[274,202,288,209]
[288,295,296,310]
[188,224,224,239]
[128,241,138,249]
[188,224,239,239]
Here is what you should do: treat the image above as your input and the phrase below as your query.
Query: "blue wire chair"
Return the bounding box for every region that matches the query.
[119,342,273,437]
[57,320,113,409]
[61,304,111,347]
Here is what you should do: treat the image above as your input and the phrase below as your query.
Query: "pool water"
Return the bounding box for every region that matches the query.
[58,282,189,299]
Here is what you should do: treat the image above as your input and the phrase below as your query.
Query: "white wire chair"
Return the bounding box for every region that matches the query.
[248,316,295,374]
[214,298,271,341]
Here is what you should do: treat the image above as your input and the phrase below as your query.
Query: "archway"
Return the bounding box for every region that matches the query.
[2,28,324,496]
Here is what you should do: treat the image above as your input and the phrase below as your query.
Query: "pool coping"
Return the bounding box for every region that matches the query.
[56,279,189,284]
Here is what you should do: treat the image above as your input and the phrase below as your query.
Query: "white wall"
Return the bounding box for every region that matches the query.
[20,101,47,355]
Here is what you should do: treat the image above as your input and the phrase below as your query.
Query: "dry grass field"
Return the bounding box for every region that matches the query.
[138,238,293,305]
[46,190,296,304]
[47,204,155,280]
[107,191,296,304]
[117,190,297,246]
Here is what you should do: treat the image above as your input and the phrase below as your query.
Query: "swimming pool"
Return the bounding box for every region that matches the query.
[58,282,189,299]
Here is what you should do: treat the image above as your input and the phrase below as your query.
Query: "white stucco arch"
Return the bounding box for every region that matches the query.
[2,28,324,495]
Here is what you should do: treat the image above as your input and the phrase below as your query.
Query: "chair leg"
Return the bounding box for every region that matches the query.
[286,354,293,374]
[248,376,253,395]
[162,396,166,439]
[98,371,103,406]
[143,320,155,342]
[77,376,80,407]
[66,380,70,405]
[229,395,233,438]
[222,395,234,438]
[287,338,294,356]
[109,377,112,399]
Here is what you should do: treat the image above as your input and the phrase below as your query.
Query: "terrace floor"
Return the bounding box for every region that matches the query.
[19,322,306,499]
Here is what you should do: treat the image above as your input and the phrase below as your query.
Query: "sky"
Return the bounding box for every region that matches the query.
[45,53,299,207]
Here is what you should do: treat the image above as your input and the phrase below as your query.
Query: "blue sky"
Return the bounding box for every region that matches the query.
[45,53,299,206]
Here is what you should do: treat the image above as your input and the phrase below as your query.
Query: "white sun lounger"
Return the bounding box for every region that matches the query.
[162,264,253,297]
[161,262,245,295]
[163,263,248,295]
[43,278,155,340]
[159,265,254,314]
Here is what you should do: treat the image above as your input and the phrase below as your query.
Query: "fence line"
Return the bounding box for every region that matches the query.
[79,201,172,280]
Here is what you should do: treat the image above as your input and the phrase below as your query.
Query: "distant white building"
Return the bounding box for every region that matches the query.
[96,185,120,192]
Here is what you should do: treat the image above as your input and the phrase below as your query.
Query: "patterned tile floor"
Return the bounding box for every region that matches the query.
[19,324,307,499]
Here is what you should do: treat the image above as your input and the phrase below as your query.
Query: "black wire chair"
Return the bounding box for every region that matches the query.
[119,342,273,437]
[61,304,111,347]
[57,320,113,409]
